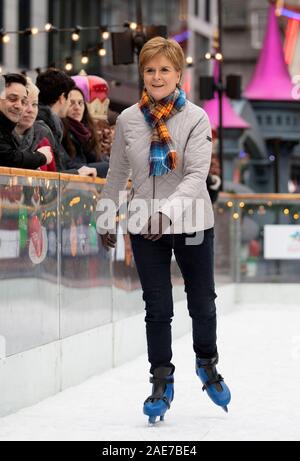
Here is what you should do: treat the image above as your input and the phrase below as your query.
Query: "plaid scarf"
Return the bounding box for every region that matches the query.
[139,87,186,176]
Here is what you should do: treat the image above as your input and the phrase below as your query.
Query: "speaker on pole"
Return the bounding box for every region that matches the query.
[226,74,242,99]
[111,30,134,65]
[199,76,215,100]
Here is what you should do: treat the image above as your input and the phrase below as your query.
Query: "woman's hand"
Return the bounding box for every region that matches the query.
[141,212,171,242]
[77,166,97,177]
[101,232,117,251]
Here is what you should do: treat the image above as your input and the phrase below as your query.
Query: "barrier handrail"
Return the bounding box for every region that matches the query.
[0,168,299,199]
[219,192,300,200]
[0,167,106,185]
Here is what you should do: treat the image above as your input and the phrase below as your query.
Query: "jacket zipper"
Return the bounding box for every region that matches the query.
[152,176,156,214]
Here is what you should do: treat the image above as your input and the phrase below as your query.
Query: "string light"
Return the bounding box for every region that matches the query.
[2,34,10,43]
[81,51,89,65]
[64,57,73,72]
[72,26,81,41]
[98,47,107,57]
[0,21,170,73]
[101,27,110,40]
[186,56,193,66]
[24,27,39,36]
[130,22,138,30]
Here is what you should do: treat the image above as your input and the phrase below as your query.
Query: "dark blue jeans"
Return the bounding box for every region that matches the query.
[130,228,217,374]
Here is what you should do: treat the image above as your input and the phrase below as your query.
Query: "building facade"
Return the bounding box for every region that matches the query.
[0,0,217,109]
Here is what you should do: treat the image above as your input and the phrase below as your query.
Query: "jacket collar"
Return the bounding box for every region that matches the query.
[0,110,17,133]
[38,105,63,142]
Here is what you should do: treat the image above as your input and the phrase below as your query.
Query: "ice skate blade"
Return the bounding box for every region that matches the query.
[148,415,165,425]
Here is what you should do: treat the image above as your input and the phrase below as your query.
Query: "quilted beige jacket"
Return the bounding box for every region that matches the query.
[100,100,214,233]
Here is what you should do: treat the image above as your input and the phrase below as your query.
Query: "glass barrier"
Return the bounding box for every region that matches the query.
[1,168,299,358]
[216,193,300,283]
[0,171,183,357]
[59,177,112,338]
[0,172,60,356]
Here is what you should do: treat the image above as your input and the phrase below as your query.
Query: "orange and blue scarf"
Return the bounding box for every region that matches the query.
[139,87,186,176]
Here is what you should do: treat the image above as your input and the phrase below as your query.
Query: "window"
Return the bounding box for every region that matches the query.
[18,0,31,69]
[194,0,199,17]
[205,0,210,22]
[223,0,247,28]
[250,9,268,49]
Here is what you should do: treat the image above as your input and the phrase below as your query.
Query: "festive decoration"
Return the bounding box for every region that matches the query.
[18,207,28,249]
[28,215,48,264]
[71,74,110,121]
[245,3,295,100]
[70,219,78,257]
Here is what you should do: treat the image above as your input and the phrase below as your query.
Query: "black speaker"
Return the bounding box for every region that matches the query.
[145,25,168,40]
[199,76,215,100]
[111,30,134,65]
[226,74,242,99]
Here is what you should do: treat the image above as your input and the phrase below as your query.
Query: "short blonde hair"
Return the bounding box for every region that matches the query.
[26,77,39,100]
[139,37,185,80]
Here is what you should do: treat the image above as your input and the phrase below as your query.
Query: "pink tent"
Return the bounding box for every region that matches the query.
[203,95,250,130]
[244,3,294,101]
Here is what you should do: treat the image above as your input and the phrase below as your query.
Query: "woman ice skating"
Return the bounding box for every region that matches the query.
[98,36,231,424]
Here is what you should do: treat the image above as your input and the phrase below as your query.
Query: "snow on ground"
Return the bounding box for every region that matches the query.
[0,303,300,441]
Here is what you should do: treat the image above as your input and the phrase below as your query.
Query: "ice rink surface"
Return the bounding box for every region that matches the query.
[0,303,299,441]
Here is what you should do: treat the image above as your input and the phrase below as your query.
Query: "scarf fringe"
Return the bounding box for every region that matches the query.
[168,151,177,170]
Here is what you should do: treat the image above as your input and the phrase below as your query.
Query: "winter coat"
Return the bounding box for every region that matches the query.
[0,111,47,169]
[14,120,57,169]
[37,105,78,174]
[61,129,98,170]
[101,100,214,233]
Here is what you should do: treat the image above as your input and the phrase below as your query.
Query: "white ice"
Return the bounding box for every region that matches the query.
[0,303,299,441]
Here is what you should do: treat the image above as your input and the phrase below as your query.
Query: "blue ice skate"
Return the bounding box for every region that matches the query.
[196,354,231,413]
[143,366,174,425]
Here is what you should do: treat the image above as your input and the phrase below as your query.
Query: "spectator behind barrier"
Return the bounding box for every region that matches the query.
[71,74,116,162]
[14,77,57,171]
[0,73,52,169]
[36,69,97,177]
[62,87,109,178]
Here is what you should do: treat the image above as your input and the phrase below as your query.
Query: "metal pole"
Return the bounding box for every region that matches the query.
[135,0,144,96]
[273,139,280,193]
[217,0,224,191]
[136,0,142,24]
